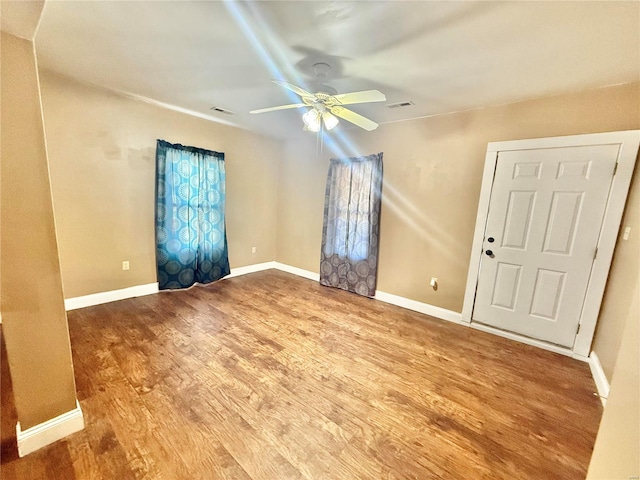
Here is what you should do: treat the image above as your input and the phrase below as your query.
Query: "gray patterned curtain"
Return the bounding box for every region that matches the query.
[320,152,383,297]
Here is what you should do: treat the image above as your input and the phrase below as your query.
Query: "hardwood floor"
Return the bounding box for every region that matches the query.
[1,270,602,479]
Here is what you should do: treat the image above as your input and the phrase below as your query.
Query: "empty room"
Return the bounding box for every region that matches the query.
[1,1,639,479]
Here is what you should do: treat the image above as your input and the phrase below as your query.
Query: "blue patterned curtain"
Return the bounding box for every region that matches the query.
[320,152,383,297]
[155,140,230,290]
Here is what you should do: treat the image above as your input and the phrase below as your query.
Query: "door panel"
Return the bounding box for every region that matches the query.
[542,191,583,254]
[502,191,536,249]
[491,263,521,310]
[472,144,618,347]
[529,269,565,320]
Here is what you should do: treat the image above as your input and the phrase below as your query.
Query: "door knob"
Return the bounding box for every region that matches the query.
[485,250,493,256]
[487,237,495,243]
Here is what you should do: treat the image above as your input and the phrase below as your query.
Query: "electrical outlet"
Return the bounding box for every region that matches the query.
[251,246,257,254]
[122,261,130,270]
[623,226,631,241]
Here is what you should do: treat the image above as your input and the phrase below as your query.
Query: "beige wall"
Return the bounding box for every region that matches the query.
[0,32,78,429]
[587,282,639,479]
[277,83,639,309]
[276,82,639,375]
[39,71,281,298]
[592,168,639,379]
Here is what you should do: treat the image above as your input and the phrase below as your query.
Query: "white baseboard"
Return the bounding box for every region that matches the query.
[65,282,159,311]
[64,262,279,311]
[226,261,277,279]
[589,351,610,406]
[16,400,84,457]
[271,263,462,325]
[61,263,460,327]
[273,262,320,281]
[374,290,463,324]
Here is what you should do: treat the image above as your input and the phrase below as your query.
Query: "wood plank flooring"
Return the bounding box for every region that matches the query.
[1,270,602,479]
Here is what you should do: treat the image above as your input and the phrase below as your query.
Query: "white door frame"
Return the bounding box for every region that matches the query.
[461,130,639,359]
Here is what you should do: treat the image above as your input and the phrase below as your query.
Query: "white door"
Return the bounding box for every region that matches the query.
[472,144,618,347]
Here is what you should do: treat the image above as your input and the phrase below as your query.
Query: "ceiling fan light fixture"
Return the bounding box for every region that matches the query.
[302,108,321,132]
[252,75,385,133]
[322,111,339,130]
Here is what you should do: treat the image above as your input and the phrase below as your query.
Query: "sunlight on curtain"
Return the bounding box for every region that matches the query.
[155,140,230,290]
[320,152,383,297]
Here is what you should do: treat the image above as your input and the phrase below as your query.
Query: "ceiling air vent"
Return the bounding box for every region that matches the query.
[386,101,414,109]
[209,106,235,115]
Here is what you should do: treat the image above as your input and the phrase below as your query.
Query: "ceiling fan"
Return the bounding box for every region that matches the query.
[250,63,386,132]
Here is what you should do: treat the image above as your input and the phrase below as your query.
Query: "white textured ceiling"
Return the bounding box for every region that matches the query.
[34,1,640,140]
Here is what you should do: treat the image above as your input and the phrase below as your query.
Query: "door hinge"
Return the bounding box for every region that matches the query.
[613,162,618,176]
[593,247,598,260]
[576,323,581,335]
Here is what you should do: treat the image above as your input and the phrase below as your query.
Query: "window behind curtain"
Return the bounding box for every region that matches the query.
[155,140,230,290]
[320,152,383,297]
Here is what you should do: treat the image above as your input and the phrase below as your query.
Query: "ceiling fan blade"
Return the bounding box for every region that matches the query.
[250,103,306,114]
[272,80,315,98]
[332,90,386,105]
[330,106,379,131]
